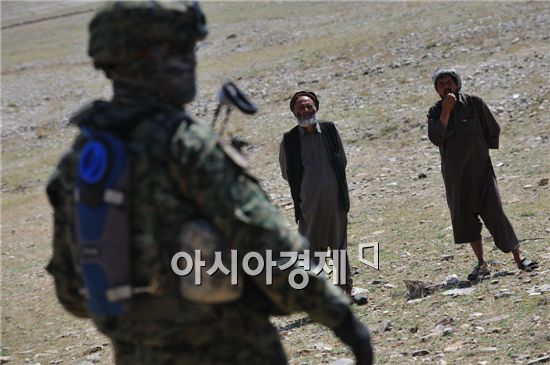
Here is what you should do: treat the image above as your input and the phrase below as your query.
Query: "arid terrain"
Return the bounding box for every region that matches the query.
[1,2,549,364]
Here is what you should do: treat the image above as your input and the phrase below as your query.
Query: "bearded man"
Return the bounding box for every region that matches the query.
[279,91,366,304]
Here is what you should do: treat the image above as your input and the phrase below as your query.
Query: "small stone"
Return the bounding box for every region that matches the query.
[371,279,385,285]
[494,292,513,299]
[443,327,455,336]
[443,288,475,296]
[313,342,332,351]
[445,274,459,285]
[468,312,483,320]
[330,359,354,365]
[444,341,464,352]
[442,255,454,261]
[378,320,392,332]
[493,270,514,278]
[479,347,498,353]
[418,172,427,179]
[491,279,499,284]
[538,178,549,186]
[412,349,430,357]
[523,184,533,189]
[526,355,550,364]
[383,283,396,289]
[86,352,101,362]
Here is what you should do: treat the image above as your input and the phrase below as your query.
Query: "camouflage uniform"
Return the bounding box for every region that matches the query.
[46,2,372,365]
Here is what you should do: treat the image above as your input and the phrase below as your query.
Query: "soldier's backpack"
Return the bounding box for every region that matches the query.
[75,129,137,316]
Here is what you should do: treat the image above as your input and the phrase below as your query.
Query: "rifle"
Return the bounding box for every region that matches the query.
[211,81,258,151]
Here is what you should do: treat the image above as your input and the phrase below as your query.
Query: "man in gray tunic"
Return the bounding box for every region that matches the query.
[427,68,539,280]
[280,91,366,303]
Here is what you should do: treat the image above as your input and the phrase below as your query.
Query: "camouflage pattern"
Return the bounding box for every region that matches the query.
[46,97,351,364]
[88,1,205,71]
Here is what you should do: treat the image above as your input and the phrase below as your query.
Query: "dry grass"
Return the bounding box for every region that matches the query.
[2,2,549,364]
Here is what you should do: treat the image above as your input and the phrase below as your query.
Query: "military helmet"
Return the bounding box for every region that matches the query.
[432,67,462,92]
[88,1,207,71]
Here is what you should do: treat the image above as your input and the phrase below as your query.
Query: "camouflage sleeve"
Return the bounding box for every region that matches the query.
[46,152,89,319]
[170,120,351,328]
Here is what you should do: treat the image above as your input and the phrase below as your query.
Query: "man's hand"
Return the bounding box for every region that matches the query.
[333,312,374,365]
[442,92,457,113]
[440,92,457,128]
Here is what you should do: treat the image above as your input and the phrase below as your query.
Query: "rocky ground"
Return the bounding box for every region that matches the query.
[2,2,549,364]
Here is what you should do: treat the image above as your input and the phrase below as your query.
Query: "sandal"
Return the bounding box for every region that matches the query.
[517,258,539,272]
[467,263,491,281]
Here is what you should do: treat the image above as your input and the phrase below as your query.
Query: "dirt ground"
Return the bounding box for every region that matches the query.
[2,2,549,364]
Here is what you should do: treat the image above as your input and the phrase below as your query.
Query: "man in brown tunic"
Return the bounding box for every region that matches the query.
[427,68,539,280]
[279,91,366,303]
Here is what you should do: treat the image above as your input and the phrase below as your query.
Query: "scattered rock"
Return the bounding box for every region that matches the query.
[226,34,237,39]
[442,255,454,262]
[479,347,499,353]
[412,349,430,357]
[445,274,459,285]
[417,172,427,179]
[371,279,384,285]
[378,320,392,332]
[468,312,483,320]
[528,284,550,295]
[494,291,513,299]
[526,355,550,364]
[493,270,514,278]
[482,314,510,324]
[383,283,396,289]
[312,342,332,351]
[330,359,354,365]
[444,341,464,352]
[538,178,549,186]
[442,288,475,296]
[443,327,455,336]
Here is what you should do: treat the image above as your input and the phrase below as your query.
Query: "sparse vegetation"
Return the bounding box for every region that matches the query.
[2,2,549,364]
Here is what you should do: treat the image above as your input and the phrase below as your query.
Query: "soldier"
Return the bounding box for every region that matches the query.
[46,2,374,364]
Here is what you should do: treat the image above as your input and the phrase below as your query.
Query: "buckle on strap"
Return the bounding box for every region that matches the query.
[105,286,155,302]
[73,188,124,205]
[79,286,156,302]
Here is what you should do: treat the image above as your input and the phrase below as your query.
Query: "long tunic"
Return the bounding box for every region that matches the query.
[279,124,348,253]
[427,93,518,251]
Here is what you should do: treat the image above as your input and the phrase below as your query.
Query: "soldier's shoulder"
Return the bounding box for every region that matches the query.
[171,113,216,151]
[171,114,249,169]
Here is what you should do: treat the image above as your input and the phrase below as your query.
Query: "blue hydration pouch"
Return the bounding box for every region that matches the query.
[75,130,135,316]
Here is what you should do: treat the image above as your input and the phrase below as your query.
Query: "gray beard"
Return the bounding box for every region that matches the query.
[296,114,318,127]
